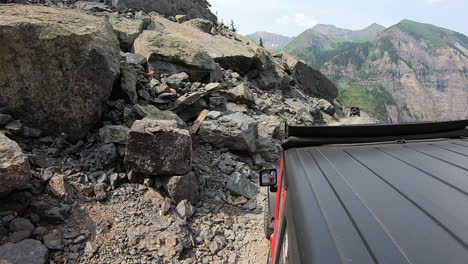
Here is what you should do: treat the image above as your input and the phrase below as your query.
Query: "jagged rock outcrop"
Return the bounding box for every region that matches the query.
[125,118,192,175]
[111,0,217,23]
[0,5,120,140]
[133,31,222,82]
[198,112,258,153]
[285,58,338,99]
[0,133,31,193]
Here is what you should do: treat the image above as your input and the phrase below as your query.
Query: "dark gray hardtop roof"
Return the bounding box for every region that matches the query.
[284,138,468,264]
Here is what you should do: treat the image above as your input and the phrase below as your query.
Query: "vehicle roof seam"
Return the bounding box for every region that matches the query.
[344,148,468,251]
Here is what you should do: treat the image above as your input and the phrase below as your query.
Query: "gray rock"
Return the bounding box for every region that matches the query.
[91,144,118,169]
[175,200,194,219]
[110,173,127,189]
[120,63,139,104]
[125,53,147,66]
[183,19,213,33]
[172,83,222,117]
[0,225,8,237]
[0,239,48,264]
[112,0,217,23]
[99,125,129,145]
[46,175,74,203]
[218,162,234,175]
[164,172,199,205]
[133,31,222,82]
[94,183,107,201]
[0,5,120,140]
[225,172,259,199]
[253,154,265,166]
[0,113,13,126]
[5,120,22,133]
[224,83,255,106]
[8,230,32,243]
[175,15,190,23]
[43,230,64,250]
[0,133,30,193]
[9,218,35,233]
[207,111,222,119]
[85,241,97,256]
[21,126,43,138]
[288,59,338,99]
[108,14,145,51]
[75,1,112,13]
[29,197,70,224]
[166,72,189,89]
[135,11,151,27]
[225,103,248,113]
[209,240,220,254]
[198,112,258,153]
[32,226,48,239]
[125,118,192,176]
[130,104,186,127]
[318,99,336,116]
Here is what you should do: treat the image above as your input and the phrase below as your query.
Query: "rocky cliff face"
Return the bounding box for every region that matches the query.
[319,20,468,122]
[0,3,339,263]
[112,0,217,22]
[283,23,386,65]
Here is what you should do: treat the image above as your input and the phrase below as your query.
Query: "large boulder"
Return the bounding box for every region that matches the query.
[125,118,192,176]
[133,31,222,82]
[198,112,258,153]
[149,16,257,76]
[283,55,338,99]
[0,134,30,193]
[0,5,120,140]
[107,14,145,51]
[0,239,49,264]
[111,0,217,23]
[183,18,213,33]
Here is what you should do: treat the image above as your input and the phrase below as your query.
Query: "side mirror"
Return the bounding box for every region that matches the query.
[259,169,278,187]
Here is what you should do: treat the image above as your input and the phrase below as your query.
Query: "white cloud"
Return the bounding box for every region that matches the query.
[427,0,446,3]
[276,15,291,25]
[276,13,318,28]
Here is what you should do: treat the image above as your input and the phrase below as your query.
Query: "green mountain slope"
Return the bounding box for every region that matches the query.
[282,23,386,65]
[314,20,468,122]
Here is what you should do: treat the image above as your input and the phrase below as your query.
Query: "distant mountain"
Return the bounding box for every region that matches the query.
[246,32,293,51]
[314,20,468,122]
[283,23,386,65]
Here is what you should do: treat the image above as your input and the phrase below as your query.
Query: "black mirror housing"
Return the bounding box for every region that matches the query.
[259,169,278,187]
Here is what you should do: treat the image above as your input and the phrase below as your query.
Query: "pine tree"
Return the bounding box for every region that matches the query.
[230,19,237,32]
[259,37,264,47]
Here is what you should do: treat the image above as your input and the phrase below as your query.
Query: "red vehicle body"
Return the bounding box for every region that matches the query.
[269,152,286,262]
[263,120,468,264]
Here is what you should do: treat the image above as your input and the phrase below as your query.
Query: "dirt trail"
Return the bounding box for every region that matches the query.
[328,111,378,126]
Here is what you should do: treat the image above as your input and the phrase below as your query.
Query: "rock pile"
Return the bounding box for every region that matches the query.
[0,3,341,263]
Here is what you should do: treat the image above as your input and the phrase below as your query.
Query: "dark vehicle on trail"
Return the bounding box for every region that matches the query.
[349,107,361,117]
[260,119,468,264]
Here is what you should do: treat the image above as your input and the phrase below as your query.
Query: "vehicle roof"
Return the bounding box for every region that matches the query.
[284,138,468,264]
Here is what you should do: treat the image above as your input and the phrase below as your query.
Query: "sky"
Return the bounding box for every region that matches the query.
[208,0,468,37]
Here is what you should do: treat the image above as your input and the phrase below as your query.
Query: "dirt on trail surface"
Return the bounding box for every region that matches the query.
[328,111,378,126]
